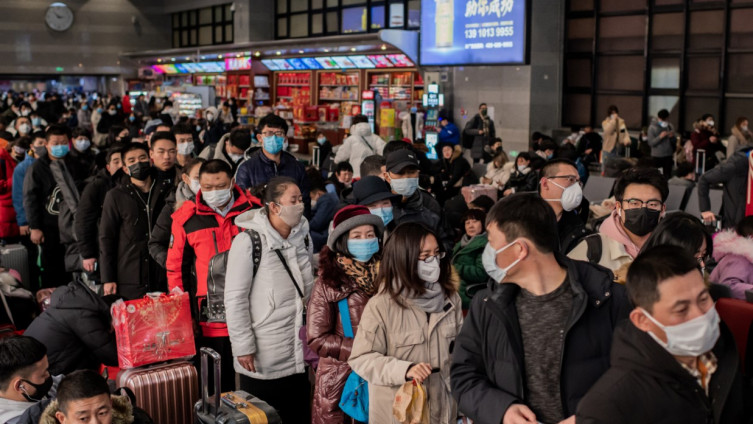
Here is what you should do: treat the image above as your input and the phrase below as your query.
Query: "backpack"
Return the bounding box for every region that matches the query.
[337,298,369,422]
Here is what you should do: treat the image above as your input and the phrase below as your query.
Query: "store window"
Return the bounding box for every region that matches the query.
[171,4,233,48]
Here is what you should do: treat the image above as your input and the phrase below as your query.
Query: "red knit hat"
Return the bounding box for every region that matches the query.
[327,205,384,249]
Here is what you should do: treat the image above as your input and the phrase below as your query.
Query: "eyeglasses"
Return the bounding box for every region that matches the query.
[622,198,663,211]
[419,252,445,263]
[547,175,582,187]
[261,131,285,137]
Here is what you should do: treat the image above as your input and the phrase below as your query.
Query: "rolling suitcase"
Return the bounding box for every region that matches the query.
[195,348,281,424]
[117,360,198,424]
[0,243,29,290]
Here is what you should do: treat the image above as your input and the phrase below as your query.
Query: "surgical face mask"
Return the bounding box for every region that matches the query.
[641,306,720,357]
[108,109,117,116]
[228,152,244,163]
[263,135,284,155]
[196,125,202,132]
[20,109,30,117]
[275,203,304,227]
[347,238,380,263]
[21,376,54,402]
[659,121,668,128]
[206,113,214,122]
[82,104,88,111]
[74,138,91,152]
[517,165,528,173]
[127,161,151,181]
[203,188,232,208]
[546,179,583,212]
[50,144,69,158]
[18,123,31,134]
[177,142,194,155]
[742,126,749,132]
[189,178,201,195]
[163,107,172,113]
[316,137,326,145]
[390,177,419,197]
[621,207,661,237]
[12,146,25,156]
[96,108,103,114]
[129,115,135,122]
[706,120,715,127]
[370,206,394,226]
[546,152,554,160]
[482,241,521,283]
[31,117,40,127]
[417,256,441,283]
[33,146,46,157]
[410,106,418,113]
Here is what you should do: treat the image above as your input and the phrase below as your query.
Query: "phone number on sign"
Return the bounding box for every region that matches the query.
[464,26,514,39]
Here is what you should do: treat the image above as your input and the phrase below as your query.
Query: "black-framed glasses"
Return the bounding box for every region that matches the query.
[622,198,663,210]
[547,175,582,187]
[419,252,446,263]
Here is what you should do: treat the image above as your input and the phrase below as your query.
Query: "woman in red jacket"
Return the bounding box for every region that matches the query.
[0,139,26,239]
[307,205,384,424]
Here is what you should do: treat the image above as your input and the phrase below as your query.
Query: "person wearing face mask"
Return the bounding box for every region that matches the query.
[199,127,250,174]
[95,102,123,140]
[235,114,311,216]
[726,116,753,160]
[13,116,32,138]
[384,150,443,232]
[353,175,400,232]
[172,122,196,168]
[305,170,339,252]
[538,159,591,255]
[90,101,106,146]
[202,106,224,146]
[225,177,314,423]
[452,209,488,310]
[348,222,462,424]
[434,143,475,204]
[570,167,668,283]
[647,109,676,180]
[463,103,496,164]
[166,160,254,392]
[576,246,746,423]
[307,205,384,424]
[334,115,386,179]
[76,102,92,132]
[0,138,28,241]
[640,212,712,280]
[67,128,95,182]
[12,134,45,240]
[0,336,61,424]
[314,132,332,173]
[532,138,558,169]
[28,113,46,132]
[451,194,629,424]
[99,143,173,299]
[690,113,722,171]
[601,105,631,166]
[502,152,538,197]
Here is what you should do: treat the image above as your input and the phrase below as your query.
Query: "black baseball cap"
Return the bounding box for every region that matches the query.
[385,149,419,174]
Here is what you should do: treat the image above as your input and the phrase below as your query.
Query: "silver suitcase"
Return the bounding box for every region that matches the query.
[0,243,29,290]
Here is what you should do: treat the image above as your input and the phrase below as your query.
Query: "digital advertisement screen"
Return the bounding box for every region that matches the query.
[261,59,282,71]
[387,54,414,67]
[301,58,323,69]
[315,57,338,69]
[331,56,357,69]
[367,55,394,68]
[198,62,225,73]
[286,58,308,70]
[274,59,294,70]
[420,0,527,66]
[349,55,376,69]
[342,6,367,33]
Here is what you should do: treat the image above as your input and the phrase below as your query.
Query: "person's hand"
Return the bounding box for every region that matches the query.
[502,404,537,424]
[710,136,718,143]
[481,177,491,185]
[503,189,513,196]
[660,131,668,139]
[406,362,432,384]
[82,258,97,272]
[701,211,716,223]
[238,354,256,373]
[558,416,576,424]
[585,148,593,155]
[19,225,29,236]
[30,229,44,245]
[478,129,484,135]
[103,282,117,295]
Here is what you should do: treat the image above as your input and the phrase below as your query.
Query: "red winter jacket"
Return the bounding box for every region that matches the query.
[0,149,19,238]
[166,185,256,337]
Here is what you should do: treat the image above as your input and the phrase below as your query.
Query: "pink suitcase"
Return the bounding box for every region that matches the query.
[117,361,199,424]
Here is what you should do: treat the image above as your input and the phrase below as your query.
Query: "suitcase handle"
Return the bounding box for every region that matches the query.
[200,347,222,417]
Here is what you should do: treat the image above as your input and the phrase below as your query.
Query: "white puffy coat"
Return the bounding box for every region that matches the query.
[224,208,314,380]
[334,122,386,178]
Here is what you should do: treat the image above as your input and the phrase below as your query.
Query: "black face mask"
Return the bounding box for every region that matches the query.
[623,207,661,237]
[21,376,53,402]
[128,161,151,181]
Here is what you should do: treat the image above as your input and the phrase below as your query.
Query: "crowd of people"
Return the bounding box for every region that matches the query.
[0,91,749,424]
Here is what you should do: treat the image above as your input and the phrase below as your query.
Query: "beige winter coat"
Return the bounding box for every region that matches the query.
[348,290,463,424]
[602,116,631,153]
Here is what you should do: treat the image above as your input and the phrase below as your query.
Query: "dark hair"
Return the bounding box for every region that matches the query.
[56,370,111,415]
[262,176,297,214]
[736,116,749,130]
[31,130,45,141]
[613,167,669,202]
[257,113,288,133]
[674,162,695,178]
[351,114,369,126]
[469,195,495,213]
[199,159,233,178]
[641,212,712,259]
[150,131,176,147]
[0,336,47,390]
[107,126,127,145]
[540,158,577,178]
[736,216,753,238]
[462,208,487,225]
[45,124,70,141]
[516,152,532,162]
[658,109,670,120]
[383,140,410,157]
[182,157,206,177]
[377,222,455,307]
[479,103,487,109]
[305,167,326,193]
[701,113,714,122]
[486,193,559,254]
[229,127,251,150]
[627,245,700,312]
[335,161,353,174]
[172,122,194,135]
[13,136,31,151]
[538,138,557,152]
[360,154,386,178]
[607,105,619,115]
[105,143,126,164]
[121,142,149,160]
[71,127,91,140]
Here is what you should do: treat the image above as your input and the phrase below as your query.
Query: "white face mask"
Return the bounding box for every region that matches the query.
[203,188,232,208]
[177,142,194,155]
[228,152,244,163]
[18,123,31,134]
[417,256,441,283]
[742,126,749,132]
[641,306,720,357]
[517,165,527,173]
[706,120,715,127]
[545,179,583,212]
[74,138,91,152]
[481,241,522,283]
[189,178,201,195]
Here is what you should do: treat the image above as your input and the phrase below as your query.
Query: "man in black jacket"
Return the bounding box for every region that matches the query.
[538,159,592,255]
[99,143,172,299]
[576,246,747,423]
[463,103,496,163]
[451,194,629,424]
[149,131,178,186]
[699,145,753,229]
[76,145,124,275]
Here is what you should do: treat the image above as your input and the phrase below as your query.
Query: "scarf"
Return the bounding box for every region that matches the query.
[336,254,379,296]
[409,281,446,314]
[460,232,486,248]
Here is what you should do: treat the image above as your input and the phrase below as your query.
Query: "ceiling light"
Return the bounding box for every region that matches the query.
[350,47,356,52]
[157,58,162,63]
[381,44,387,50]
[170,57,175,61]
[218,54,223,58]
[276,51,282,55]
[254,51,261,57]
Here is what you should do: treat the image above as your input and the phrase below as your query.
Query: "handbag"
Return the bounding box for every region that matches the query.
[337,298,369,422]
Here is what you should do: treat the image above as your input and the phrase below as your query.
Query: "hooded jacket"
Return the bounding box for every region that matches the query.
[148,182,196,268]
[599,209,641,259]
[576,320,746,424]
[75,169,119,260]
[710,230,753,300]
[450,257,630,424]
[198,133,242,172]
[234,149,310,208]
[698,146,753,229]
[224,208,314,380]
[439,122,461,145]
[24,280,117,375]
[23,154,68,231]
[0,148,19,238]
[40,395,153,424]
[334,122,386,178]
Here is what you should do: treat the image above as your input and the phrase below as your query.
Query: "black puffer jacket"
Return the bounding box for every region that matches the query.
[75,169,120,260]
[450,257,630,424]
[24,281,118,375]
[576,320,747,424]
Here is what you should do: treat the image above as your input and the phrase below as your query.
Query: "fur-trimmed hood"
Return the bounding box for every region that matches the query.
[40,395,134,424]
[712,230,753,263]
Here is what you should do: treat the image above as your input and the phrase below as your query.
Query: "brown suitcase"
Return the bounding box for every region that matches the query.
[117,361,199,424]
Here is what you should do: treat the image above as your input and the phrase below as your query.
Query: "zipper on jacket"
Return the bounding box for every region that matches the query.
[558,275,590,416]
[212,232,219,254]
